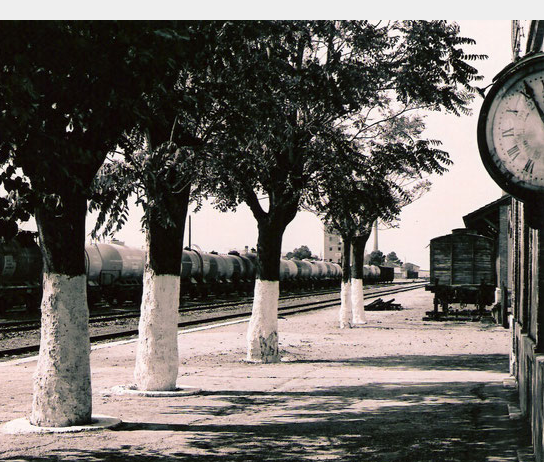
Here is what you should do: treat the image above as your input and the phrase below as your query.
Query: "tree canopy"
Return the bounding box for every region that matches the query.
[286,245,314,260]
[368,250,386,266]
[89,23,217,242]
[385,251,403,266]
[0,21,190,239]
[196,21,483,276]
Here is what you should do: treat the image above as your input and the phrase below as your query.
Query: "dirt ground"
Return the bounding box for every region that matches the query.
[0,288,532,461]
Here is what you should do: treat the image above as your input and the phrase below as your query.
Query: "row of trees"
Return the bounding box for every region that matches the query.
[0,21,484,427]
[287,246,405,269]
[285,245,317,260]
[366,250,403,266]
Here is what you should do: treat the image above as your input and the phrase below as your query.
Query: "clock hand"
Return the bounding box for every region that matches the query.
[523,81,544,124]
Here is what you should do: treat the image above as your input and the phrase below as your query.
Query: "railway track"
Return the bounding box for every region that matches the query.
[0,282,427,360]
[0,287,343,334]
[0,285,405,333]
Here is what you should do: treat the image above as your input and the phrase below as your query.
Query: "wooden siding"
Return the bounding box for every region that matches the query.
[430,230,495,286]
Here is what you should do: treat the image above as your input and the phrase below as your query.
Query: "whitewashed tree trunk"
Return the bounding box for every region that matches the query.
[246,279,280,363]
[339,281,353,328]
[31,273,92,427]
[134,269,180,390]
[351,278,367,325]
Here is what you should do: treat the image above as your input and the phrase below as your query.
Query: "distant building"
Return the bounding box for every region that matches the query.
[418,269,430,279]
[402,263,420,279]
[393,262,421,279]
[323,227,342,263]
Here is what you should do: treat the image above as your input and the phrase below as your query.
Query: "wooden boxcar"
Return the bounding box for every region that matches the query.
[426,229,496,314]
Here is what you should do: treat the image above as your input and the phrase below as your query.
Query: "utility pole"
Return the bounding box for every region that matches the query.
[373,220,378,252]
[188,215,192,249]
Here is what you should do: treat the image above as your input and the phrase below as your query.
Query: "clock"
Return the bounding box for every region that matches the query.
[477,53,544,203]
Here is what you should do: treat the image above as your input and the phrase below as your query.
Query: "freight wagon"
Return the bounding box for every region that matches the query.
[426,229,496,314]
[1,233,397,313]
[0,236,344,312]
[0,233,42,313]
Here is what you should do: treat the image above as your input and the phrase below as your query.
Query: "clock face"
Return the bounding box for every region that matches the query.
[479,55,544,199]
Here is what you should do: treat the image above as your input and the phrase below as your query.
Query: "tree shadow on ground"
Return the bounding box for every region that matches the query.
[6,379,530,462]
[129,380,530,462]
[283,353,510,373]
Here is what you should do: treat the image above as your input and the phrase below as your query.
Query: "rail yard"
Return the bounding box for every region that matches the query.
[3,18,544,462]
[0,282,425,359]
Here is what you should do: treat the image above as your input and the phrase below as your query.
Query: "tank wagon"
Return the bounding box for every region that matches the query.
[224,253,342,293]
[426,229,496,313]
[363,265,395,284]
[0,233,42,313]
[2,234,401,313]
[0,237,147,312]
[85,241,146,307]
[0,236,345,312]
[180,249,257,297]
[0,234,398,314]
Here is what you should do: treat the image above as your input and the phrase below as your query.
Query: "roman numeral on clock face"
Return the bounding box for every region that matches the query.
[507,145,520,159]
[522,159,535,174]
[502,127,514,137]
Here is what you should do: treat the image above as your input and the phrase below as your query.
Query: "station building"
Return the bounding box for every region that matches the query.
[323,226,342,263]
[475,20,544,460]
[462,193,512,310]
[469,190,544,460]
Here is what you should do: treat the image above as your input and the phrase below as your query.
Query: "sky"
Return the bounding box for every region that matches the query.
[91,20,512,269]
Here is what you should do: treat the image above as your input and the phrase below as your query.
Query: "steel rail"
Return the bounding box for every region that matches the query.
[0,283,427,359]
[0,288,346,333]
[0,284,411,334]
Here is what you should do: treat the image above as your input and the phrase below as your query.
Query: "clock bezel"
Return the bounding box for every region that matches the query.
[477,52,544,202]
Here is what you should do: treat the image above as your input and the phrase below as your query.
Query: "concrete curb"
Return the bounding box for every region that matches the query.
[103,384,202,397]
[0,415,121,434]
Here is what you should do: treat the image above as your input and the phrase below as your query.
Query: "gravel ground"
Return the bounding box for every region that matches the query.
[0,287,532,461]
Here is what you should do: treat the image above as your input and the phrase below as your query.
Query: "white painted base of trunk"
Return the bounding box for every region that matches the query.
[339,281,353,329]
[134,271,180,391]
[246,280,280,363]
[351,278,367,325]
[31,273,92,427]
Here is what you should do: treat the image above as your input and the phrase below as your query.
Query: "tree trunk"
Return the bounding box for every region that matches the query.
[246,217,286,363]
[134,187,189,391]
[134,266,180,390]
[339,236,352,328]
[351,233,370,325]
[31,192,92,427]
